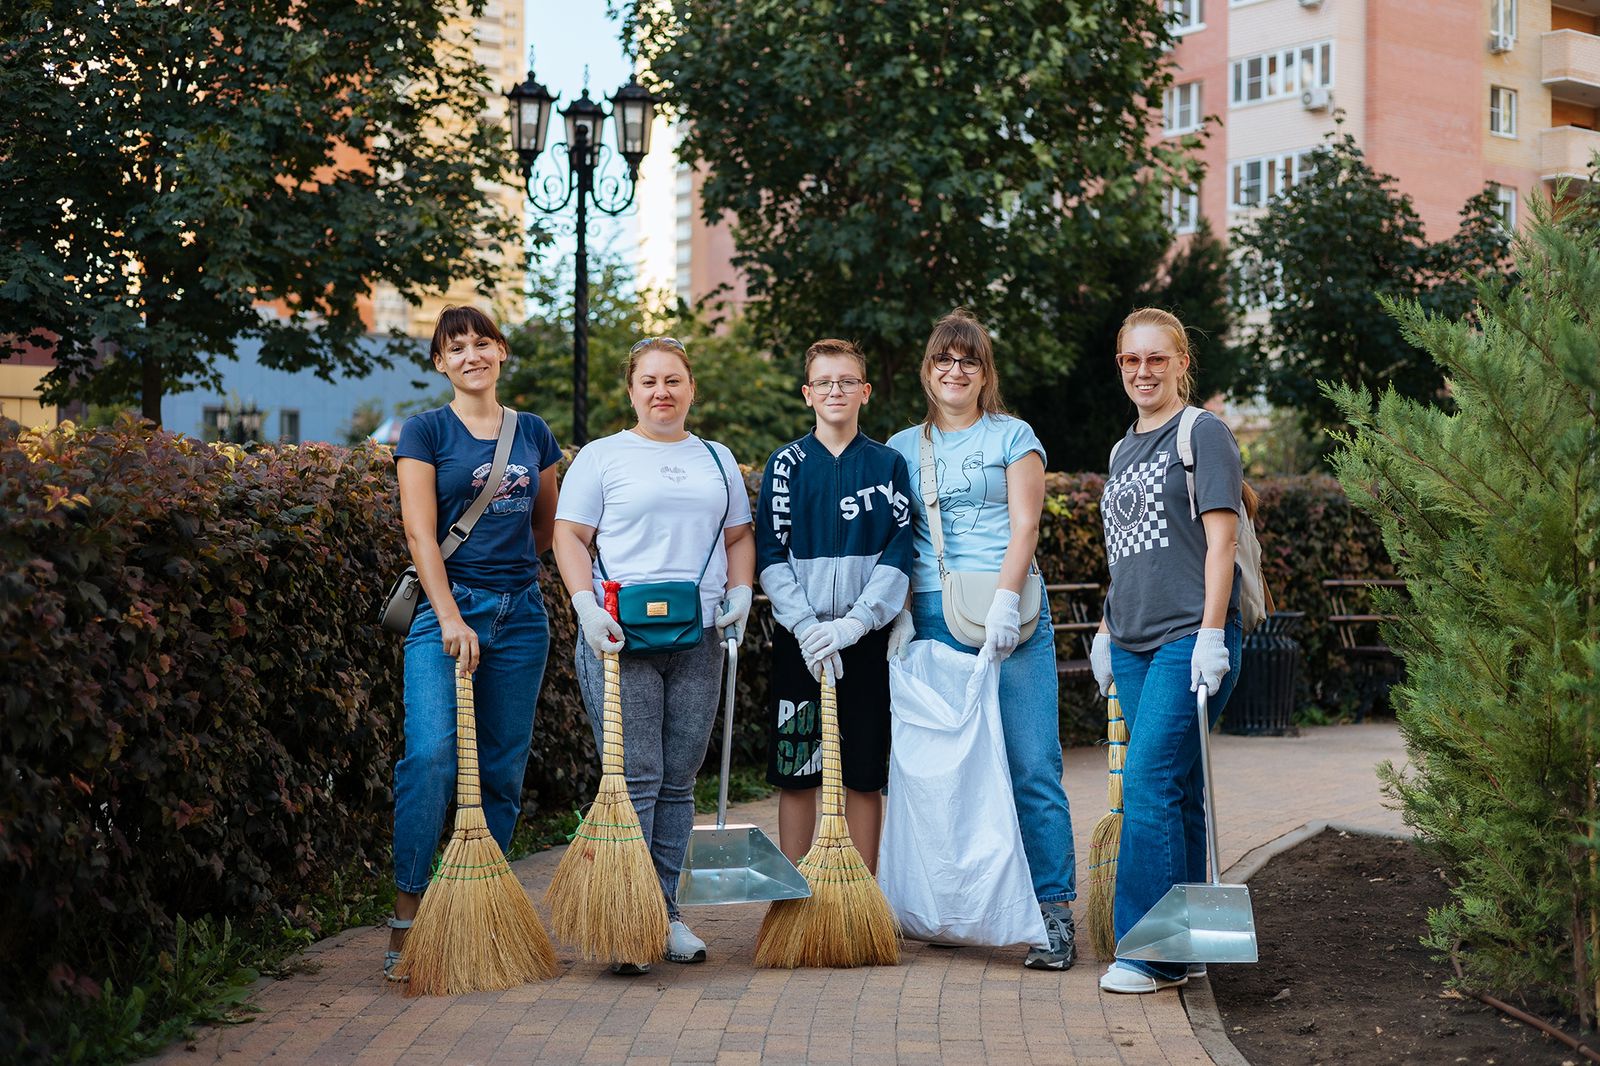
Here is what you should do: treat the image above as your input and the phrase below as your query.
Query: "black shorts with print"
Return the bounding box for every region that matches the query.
[766,622,892,793]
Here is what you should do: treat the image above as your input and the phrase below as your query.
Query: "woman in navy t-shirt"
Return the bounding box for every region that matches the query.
[384,306,563,981]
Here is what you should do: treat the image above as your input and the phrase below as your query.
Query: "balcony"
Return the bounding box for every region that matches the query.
[1540,125,1600,182]
[1542,30,1600,106]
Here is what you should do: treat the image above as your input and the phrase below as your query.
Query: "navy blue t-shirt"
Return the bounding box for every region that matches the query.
[395,407,563,592]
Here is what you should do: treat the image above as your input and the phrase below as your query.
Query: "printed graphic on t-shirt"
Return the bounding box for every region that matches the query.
[660,464,688,484]
[774,697,822,777]
[1103,450,1171,565]
[472,461,532,515]
[936,450,988,534]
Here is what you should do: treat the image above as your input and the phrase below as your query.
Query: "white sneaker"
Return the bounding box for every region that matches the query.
[665,919,707,963]
[1188,963,1208,978]
[1099,961,1188,994]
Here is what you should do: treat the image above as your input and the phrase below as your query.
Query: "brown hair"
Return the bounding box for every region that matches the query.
[625,337,694,387]
[1116,307,1197,404]
[804,338,868,379]
[919,308,1007,433]
[429,306,508,367]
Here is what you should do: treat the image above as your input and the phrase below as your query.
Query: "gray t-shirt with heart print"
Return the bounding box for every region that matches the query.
[1100,409,1242,653]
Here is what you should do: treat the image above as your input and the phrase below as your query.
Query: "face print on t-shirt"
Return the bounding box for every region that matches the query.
[1103,450,1172,564]
[474,461,532,515]
[936,450,989,535]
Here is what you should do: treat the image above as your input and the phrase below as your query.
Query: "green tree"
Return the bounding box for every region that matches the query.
[0,0,526,424]
[625,0,1201,436]
[1326,189,1600,1019]
[1231,124,1510,442]
[503,257,810,463]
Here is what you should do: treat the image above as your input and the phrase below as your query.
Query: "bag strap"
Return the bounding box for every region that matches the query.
[597,437,731,583]
[439,407,517,562]
[917,428,949,579]
[1176,405,1203,521]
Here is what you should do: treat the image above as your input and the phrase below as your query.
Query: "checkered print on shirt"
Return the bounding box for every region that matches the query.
[1102,450,1170,566]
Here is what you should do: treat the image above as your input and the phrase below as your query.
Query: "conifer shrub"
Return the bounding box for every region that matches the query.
[1327,192,1600,1019]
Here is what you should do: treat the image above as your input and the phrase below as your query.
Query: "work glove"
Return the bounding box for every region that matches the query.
[1091,632,1114,697]
[982,588,1022,660]
[1190,627,1230,696]
[801,616,865,684]
[885,610,916,661]
[715,584,753,646]
[810,650,845,686]
[571,590,625,657]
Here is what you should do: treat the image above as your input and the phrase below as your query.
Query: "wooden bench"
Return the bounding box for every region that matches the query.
[1323,578,1407,719]
[1046,582,1103,683]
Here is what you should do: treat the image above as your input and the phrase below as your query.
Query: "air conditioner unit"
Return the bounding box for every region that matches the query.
[1301,88,1332,111]
[1489,32,1514,53]
[1298,0,1323,8]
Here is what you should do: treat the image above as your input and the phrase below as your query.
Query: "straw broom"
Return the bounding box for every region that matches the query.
[397,660,558,995]
[754,672,899,968]
[544,582,668,964]
[1085,682,1126,960]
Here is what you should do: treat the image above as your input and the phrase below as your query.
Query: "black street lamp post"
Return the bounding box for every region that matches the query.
[507,68,659,446]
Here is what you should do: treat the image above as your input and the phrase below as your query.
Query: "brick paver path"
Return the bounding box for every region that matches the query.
[153,722,1406,1065]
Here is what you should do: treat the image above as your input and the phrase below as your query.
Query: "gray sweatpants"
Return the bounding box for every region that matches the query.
[574,627,724,917]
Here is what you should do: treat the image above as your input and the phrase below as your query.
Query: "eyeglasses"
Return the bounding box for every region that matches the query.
[629,336,686,355]
[931,352,983,374]
[1115,352,1174,374]
[806,377,865,395]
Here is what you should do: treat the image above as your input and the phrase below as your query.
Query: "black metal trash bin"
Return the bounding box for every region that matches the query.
[1220,611,1304,736]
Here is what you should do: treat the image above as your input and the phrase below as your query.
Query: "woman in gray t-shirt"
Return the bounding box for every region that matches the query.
[1091,308,1245,995]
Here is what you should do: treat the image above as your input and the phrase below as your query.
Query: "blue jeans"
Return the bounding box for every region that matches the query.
[394,579,550,894]
[1109,617,1243,979]
[910,585,1076,903]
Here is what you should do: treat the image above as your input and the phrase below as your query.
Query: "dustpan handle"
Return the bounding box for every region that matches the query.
[715,637,737,829]
[1195,688,1222,887]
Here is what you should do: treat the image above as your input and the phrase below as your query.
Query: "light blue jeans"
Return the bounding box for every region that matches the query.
[1110,616,1243,979]
[394,579,550,894]
[910,585,1077,903]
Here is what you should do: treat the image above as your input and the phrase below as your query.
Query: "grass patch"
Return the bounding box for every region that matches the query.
[695,764,774,814]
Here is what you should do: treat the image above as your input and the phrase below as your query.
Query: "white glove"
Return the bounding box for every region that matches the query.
[715,585,753,646]
[982,588,1022,660]
[885,610,916,660]
[811,651,845,685]
[572,590,625,657]
[1190,628,1229,696]
[800,617,866,663]
[1091,632,1114,697]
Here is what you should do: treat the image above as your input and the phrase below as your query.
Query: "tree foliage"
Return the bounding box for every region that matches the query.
[1327,188,1600,1018]
[625,0,1201,436]
[1231,124,1510,441]
[0,0,526,423]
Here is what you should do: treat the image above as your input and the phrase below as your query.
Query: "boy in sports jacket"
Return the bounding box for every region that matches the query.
[756,338,915,873]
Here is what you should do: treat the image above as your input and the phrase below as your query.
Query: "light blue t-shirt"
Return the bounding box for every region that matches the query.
[887,414,1047,593]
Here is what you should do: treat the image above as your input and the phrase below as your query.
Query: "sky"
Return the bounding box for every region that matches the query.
[522,1,640,281]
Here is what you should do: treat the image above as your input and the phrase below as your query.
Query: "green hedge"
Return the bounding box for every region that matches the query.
[0,421,1387,1051]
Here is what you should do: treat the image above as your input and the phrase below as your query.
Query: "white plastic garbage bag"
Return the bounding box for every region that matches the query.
[879,641,1048,948]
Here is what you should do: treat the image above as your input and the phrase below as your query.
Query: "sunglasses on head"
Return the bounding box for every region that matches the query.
[629,336,686,355]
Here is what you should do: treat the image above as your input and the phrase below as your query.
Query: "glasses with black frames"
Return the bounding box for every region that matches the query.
[931,352,983,374]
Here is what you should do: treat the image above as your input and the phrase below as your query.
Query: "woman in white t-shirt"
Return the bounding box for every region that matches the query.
[552,337,755,974]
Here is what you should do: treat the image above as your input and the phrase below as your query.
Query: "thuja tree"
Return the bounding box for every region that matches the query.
[1325,193,1600,1020]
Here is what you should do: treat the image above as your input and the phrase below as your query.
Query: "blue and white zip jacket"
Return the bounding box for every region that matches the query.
[756,431,915,636]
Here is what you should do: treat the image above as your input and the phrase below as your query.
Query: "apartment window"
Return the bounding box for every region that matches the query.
[1230,149,1317,209]
[1490,183,1517,229]
[1489,86,1517,137]
[1491,0,1517,39]
[1163,82,1202,135]
[201,406,223,442]
[1167,0,1203,33]
[1166,187,1200,234]
[1230,40,1334,105]
[279,409,301,444]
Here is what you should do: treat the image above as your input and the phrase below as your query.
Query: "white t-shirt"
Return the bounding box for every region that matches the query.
[556,430,753,625]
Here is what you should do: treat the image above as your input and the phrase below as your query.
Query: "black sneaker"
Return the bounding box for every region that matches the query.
[1024,903,1077,971]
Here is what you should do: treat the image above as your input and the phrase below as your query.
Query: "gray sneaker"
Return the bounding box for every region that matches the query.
[1024,903,1077,971]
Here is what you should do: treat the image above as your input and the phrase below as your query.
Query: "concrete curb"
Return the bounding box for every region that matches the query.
[1180,819,1415,1065]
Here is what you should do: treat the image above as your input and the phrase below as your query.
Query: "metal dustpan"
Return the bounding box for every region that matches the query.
[1116,688,1258,964]
[677,638,811,906]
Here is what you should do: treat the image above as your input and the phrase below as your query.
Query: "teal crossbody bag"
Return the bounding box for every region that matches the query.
[596,439,731,655]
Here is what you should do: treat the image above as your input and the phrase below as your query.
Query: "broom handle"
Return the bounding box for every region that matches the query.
[819,673,845,826]
[454,661,481,809]
[600,581,625,777]
[1195,688,1222,887]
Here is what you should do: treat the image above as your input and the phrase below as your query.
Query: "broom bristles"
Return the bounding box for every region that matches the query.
[754,816,900,968]
[544,772,669,963]
[1085,811,1122,960]
[398,805,559,996]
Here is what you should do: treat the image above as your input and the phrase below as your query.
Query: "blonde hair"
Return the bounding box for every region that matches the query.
[804,338,868,379]
[919,308,1007,433]
[1117,307,1197,404]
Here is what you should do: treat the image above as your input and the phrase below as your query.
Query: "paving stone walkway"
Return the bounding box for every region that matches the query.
[152,722,1407,1065]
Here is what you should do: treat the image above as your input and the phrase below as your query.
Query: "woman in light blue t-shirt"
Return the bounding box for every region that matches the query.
[885,308,1078,972]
